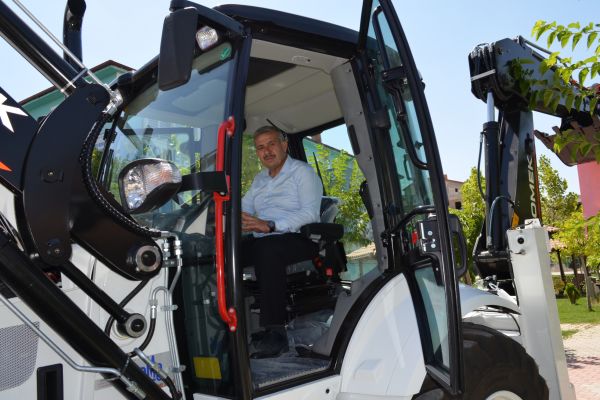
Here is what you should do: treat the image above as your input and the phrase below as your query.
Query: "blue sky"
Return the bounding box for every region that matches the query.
[2,0,598,194]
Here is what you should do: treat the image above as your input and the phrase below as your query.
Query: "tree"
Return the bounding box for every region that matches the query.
[555,209,600,310]
[308,144,370,247]
[450,167,486,282]
[536,154,579,287]
[537,155,579,226]
[529,21,600,161]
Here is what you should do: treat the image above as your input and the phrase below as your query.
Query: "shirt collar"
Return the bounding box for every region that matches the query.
[279,155,293,175]
[262,155,292,178]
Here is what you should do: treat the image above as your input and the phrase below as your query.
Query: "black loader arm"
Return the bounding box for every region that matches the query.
[468,37,599,288]
[470,36,600,166]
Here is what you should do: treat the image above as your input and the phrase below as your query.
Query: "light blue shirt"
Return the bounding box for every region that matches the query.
[242,156,323,237]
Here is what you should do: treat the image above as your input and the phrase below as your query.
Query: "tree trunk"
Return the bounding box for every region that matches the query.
[571,254,579,286]
[582,256,593,312]
[557,250,566,284]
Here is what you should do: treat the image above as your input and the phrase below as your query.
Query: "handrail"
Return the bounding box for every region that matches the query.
[214,116,238,332]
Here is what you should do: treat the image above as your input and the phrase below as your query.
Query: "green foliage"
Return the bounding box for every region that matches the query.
[565,282,581,304]
[553,277,566,296]
[537,155,579,226]
[555,209,600,282]
[530,20,600,163]
[241,134,263,196]
[561,329,578,339]
[308,144,370,246]
[449,167,485,280]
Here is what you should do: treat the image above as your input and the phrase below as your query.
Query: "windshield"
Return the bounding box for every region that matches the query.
[101,43,233,232]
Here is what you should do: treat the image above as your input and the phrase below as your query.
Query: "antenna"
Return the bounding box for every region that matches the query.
[312,152,327,196]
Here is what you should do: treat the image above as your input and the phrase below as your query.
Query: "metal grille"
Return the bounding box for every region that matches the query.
[0,322,39,391]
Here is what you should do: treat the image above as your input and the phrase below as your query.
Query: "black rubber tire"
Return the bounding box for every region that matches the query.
[462,322,549,399]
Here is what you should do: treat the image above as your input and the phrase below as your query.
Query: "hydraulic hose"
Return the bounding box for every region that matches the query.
[104,279,149,336]
[79,113,161,238]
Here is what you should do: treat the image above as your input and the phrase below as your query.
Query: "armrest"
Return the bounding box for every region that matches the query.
[300,223,343,242]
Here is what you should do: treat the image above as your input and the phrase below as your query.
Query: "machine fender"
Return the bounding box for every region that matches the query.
[458,284,520,317]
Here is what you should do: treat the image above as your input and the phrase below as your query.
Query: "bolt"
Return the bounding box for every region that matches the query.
[517,236,525,245]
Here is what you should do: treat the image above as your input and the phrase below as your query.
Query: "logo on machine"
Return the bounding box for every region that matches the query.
[0,93,27,133]
[0,161,10,172]
[141,354,166,383]
[527,154,538,218]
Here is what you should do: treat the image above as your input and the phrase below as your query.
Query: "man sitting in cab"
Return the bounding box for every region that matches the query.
[242,125,323,358]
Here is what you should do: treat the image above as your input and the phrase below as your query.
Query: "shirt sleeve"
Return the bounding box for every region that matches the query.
[273,165,323,232]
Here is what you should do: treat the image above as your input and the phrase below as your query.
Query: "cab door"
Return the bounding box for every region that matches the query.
[354,0,463,394]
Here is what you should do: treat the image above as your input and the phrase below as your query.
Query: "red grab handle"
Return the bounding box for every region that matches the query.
[214,116,237,332]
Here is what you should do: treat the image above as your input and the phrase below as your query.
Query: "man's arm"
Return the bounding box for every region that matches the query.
[272,165,323,233]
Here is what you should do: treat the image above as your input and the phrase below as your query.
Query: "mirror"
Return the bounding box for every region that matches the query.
[158,7,198,91]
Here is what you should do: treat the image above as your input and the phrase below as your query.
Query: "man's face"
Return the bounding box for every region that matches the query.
[254,131,288,171]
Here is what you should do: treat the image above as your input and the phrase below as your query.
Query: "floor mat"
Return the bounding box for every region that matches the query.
[250,309,332,388]
[251,356,330,388]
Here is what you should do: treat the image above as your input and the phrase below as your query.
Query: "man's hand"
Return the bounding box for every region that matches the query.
[242,212,271,233]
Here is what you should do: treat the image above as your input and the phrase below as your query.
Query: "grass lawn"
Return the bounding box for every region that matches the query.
[556,297,600,325]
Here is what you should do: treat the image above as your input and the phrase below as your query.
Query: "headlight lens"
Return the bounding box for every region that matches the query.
[120,160,182,213]
[196,26,219,51]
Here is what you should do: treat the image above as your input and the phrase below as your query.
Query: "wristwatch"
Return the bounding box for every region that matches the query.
[267,220,276,233]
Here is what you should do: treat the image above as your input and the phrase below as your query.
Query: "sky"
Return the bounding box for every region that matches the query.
[1,0,599,194]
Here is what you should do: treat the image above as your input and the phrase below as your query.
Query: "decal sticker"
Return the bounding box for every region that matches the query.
[220,46,232,60]
[0,161,10,172]
[0,93,27,133]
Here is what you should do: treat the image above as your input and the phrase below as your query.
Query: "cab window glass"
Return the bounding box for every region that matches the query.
[367,0,449,371]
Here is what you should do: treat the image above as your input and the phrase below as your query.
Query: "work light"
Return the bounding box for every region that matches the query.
[118,159,182,214]
[196,26,219,51]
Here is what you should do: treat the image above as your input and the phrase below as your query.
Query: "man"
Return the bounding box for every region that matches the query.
[242,125,323,358]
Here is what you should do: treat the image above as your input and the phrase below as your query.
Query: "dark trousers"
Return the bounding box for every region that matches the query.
[242,233,318,326]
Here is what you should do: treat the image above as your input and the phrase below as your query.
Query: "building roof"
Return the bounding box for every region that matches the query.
[19,60,133,105]
[347,243,376,260]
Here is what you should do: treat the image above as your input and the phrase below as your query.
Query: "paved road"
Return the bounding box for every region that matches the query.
[563,324,600,400]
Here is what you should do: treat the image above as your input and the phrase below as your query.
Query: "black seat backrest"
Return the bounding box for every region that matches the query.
[320,197,340,224]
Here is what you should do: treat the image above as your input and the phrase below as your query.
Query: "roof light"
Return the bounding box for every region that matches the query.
[196,26,219,51]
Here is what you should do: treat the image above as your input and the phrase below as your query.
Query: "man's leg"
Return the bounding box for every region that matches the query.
[241,233,317,357]
[250,233,318,326]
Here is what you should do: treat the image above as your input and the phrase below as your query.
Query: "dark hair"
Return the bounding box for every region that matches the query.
[253,125,287,142]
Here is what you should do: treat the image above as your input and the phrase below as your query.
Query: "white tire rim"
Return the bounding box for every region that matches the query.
[485,391,523,400]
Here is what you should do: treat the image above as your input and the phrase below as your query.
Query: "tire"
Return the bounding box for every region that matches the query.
[462,322,549,400]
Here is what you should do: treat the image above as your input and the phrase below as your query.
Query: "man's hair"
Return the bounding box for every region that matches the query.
[253,125,287,142]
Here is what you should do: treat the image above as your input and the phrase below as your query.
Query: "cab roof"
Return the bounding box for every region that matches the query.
[215,4,359,59]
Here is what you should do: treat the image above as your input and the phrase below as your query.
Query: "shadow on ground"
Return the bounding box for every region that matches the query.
[566,349,600,369]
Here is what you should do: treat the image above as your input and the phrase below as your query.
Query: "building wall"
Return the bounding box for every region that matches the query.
[577,162,600,218]
[445,175,464,209]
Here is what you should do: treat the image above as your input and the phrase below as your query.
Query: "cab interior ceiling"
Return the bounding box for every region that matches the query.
[245,39,349,135]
